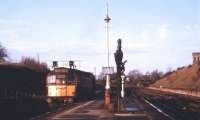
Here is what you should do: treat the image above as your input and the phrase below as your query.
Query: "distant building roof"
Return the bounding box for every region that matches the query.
[192,52,200,56]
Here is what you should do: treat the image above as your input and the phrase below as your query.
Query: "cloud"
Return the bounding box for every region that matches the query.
[109,23,200,73]
[0,19,24,25]
[157,24,168,40]
[0,16,199,74]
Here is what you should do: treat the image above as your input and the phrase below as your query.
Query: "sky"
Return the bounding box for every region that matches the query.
[0,0,199,74]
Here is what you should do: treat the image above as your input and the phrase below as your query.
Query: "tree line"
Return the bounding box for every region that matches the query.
[0,43,48,99]
[0,43,48,73]
[127,69,164,87]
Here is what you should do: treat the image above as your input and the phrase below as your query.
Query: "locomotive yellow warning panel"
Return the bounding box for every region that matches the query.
[48,85,67,97]
[66,85,76,97]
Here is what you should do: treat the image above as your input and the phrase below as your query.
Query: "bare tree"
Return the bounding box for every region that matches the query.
[128,69,164,87]
[151,70,164,81]
[20,56,48,73]
[0,43,8,62]
[128,69,143,81]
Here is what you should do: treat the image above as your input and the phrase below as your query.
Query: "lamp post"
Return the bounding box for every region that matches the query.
[104,1,111,109]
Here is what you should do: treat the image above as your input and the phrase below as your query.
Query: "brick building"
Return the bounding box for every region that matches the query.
[192,52,200,64]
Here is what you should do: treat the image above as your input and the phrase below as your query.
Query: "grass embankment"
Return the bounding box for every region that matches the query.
[151,64,200,90]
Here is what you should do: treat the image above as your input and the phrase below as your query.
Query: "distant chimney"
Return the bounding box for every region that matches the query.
[53,61,58,68]
[192,52,200,64]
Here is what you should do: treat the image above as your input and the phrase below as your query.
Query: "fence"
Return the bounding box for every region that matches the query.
[148,87,200,98]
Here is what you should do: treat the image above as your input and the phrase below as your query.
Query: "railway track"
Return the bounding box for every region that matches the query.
[29,88,200,120]
[143,96,183,120]
[138,88,200,120]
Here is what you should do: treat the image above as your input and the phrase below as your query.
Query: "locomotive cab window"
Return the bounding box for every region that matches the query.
[47,75,56,84]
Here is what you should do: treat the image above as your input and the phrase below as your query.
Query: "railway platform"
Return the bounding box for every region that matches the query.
[39,98,150,120]
[32,89,184,120]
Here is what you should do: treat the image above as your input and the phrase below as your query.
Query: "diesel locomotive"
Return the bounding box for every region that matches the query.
[46,61,95,103]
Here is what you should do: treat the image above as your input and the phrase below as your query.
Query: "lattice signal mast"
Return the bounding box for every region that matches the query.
[104,1,111,67]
